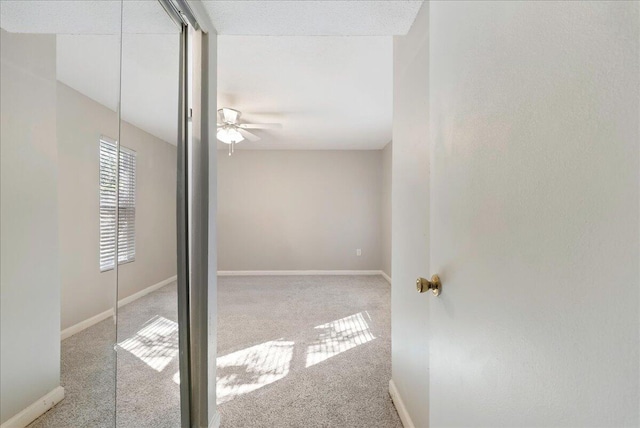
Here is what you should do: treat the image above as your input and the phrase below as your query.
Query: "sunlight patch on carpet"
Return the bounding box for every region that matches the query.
[216,339,294,404]
[305,311,375,368]
[118,315,179,372]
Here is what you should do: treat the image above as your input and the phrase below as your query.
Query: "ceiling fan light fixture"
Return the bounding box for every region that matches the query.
[217,126,244,145]
[219,107,241,124]
[216,107,282,155]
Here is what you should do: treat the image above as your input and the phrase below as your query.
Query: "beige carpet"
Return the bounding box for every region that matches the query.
[217,275,401,428]
[29,275,400,427]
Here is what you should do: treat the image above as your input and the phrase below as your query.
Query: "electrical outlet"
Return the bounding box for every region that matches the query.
[356,249,362,256]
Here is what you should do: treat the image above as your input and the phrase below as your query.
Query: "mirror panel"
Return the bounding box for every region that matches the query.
[115,3,182,426]
[0,1,122,427]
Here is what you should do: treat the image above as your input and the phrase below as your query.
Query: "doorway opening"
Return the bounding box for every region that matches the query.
[214,35,396,427]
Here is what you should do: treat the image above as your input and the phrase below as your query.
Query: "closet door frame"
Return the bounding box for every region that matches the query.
[159,2,211,425]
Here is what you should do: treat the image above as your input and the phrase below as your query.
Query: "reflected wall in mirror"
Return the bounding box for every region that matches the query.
[115,3,181,427]
[1,1,122,426]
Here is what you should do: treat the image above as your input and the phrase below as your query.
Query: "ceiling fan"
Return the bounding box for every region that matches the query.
[216,107,282,156]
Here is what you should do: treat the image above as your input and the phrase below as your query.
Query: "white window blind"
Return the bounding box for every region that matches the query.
[100,138,136,272]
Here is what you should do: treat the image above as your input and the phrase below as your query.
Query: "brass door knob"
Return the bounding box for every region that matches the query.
[416,275,441,296]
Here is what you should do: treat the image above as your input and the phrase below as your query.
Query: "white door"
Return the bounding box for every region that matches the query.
[427,2,638,426]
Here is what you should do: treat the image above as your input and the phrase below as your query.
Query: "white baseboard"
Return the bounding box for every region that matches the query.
[389,379,415,428]
[60,308,113,341]
[380,271,392,285]
[218,270,383,276]
[1,386,64,428]
[209,412,221,428]
[60,275,177,341]
[117,275,177,307]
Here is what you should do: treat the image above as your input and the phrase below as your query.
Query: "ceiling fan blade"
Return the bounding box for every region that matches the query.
[238,128,260,142]
[239,123,282,130]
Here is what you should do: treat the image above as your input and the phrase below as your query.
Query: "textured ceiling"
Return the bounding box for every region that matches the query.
[217,36,392,150]
[209,1,411,150]
[202,0,423,36]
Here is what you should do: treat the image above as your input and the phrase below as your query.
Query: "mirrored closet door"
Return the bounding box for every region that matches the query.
[1,2,208,426]
[1,2,122,426]
[115,2,182,427]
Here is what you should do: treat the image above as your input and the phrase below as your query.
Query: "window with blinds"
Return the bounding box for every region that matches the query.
[99,138,136,272]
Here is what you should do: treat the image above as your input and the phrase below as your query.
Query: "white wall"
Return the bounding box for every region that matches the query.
[390,2,430,427]
[0,30,61,424]
[56,82,118,331]
[381,141,392,278]
[217,150,384,271]
[57,82,177,330]
[428,2,639,425]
